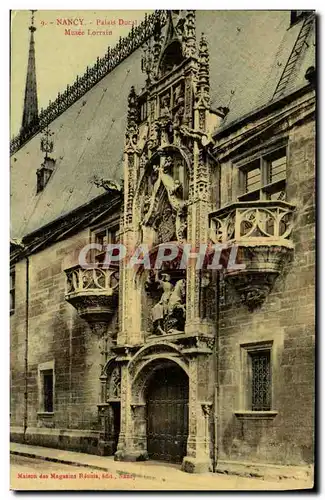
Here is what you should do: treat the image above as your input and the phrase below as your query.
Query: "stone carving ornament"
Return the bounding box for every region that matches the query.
[145,272,186,335]
[108,366,121,400]
[140,153,188,244]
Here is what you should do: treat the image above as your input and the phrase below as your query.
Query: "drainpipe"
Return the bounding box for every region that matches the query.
[206,146,221,473]
[23,256,29,440]
[213,270,220,473]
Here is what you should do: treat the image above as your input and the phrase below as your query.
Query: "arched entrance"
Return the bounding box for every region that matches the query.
[146,363,188,463]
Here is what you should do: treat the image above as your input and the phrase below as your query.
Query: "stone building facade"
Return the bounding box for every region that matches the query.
[10,10,315,475]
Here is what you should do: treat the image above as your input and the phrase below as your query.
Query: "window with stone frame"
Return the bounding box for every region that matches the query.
[43,370,54,412]
[38,361,55,414]
[241,342,273,412]
[238,146,287,203]
[139,97,148,122]
[91,225,120,265]
[10,267,15,315]
[94,227,118,247]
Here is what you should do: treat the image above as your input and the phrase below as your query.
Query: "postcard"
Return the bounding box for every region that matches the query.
[10,9,315,491]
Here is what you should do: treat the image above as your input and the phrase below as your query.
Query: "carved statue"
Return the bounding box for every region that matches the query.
[148,121,159,151]
[93,177,122,192]
[168,278,186,313]
[160,95,171,118]
[174,106,184,128]
[170,179,183,197]
[174,84,184,107]
[163,156,173,173]
[171,84,185,129]
[146,273,173,335]
[145,272,186,335]
[151,163,159,184]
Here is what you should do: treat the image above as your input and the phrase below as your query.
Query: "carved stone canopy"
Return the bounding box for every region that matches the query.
[141,10,196,83]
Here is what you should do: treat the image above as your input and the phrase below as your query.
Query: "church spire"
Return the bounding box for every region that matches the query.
[20,10,39,136]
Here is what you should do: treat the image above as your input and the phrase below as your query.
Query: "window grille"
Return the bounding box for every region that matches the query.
[250,351,271,411]
[43,370,54,413]
[139,99,148,122]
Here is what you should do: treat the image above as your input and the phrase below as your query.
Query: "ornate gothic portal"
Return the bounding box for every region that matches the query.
[98,10,224,473]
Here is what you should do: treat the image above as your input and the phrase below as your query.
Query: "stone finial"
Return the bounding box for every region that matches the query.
[127,86,138,126]
[197,33,210,106]
[183,10,196,57]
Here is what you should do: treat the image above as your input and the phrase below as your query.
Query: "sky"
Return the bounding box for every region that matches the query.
[10,10,151,137]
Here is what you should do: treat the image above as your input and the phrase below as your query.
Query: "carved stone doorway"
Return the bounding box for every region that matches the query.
[146,364,188,463]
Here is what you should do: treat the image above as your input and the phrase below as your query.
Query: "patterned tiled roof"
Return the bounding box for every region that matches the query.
[10,10,315,239]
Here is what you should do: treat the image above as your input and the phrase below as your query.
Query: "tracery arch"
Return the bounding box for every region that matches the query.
[159,40,184,76]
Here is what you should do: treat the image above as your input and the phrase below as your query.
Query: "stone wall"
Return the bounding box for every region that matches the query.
[216,116,315,467]
[10,228,119,454]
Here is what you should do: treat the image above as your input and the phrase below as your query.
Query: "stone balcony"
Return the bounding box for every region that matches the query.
[209,200,295,309]
[64,265,119,325]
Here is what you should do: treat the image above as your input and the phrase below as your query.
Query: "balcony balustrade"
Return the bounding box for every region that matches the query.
[209,200,295,309]
[64,265,119,325]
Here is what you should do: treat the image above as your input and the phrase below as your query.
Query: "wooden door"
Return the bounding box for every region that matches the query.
[111,402,120,453]
[146,365,188,463]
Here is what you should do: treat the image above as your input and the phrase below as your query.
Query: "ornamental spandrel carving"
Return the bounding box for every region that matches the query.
[195,336,215,351]
[107,366,121,400]
[202,403,212,418]
[170,10,187,38]
[153,204,177,244]
[140,153,188,244]
[145,272,186,335]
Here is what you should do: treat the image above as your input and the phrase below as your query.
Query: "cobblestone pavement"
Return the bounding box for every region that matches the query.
[11,455,313,491]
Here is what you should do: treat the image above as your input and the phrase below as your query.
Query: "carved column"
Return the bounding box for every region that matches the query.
[115,361,133,460]
[98,369,116,456]
[115,360,147,462]
[184,144,210,330]
[98,403,115,456]
[185,33,212,335]
[118,87,143,346]
[182,355,213,473]
[131,403,148,457]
